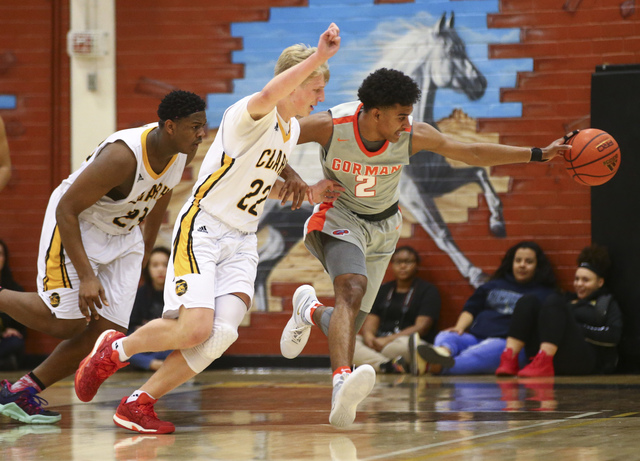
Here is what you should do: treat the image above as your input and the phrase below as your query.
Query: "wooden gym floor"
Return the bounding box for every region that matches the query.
[1,369,639,460]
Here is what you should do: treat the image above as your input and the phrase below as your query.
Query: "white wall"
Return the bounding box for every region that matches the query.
[69,0,116,172]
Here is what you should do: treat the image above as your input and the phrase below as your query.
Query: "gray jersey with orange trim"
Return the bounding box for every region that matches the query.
[62,123,187,235]
[189,94,299,233]
[319,101,412,216]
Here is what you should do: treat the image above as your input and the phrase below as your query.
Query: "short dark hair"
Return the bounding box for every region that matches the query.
[357,68,421,111]
[492,240,557,288]
[157,90,206,126]
[393,245,421,265]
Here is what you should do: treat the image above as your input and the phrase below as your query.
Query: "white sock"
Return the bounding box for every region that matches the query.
[112,339,130,362]
[303,302,322,325]
[126,390,154,404]
[333,371,350,387]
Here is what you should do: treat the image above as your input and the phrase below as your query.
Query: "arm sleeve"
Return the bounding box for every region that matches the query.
[462,283,491,317]
[580,298,623,346]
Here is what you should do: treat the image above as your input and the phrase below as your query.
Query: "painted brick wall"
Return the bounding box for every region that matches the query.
[2,0,640,357]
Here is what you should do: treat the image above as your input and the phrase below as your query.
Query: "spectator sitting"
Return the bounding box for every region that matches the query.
[354,246,441,375]
[127,247,172,371]
[496,244,622,377]
[0,239,26,370]
[418,241,558,374]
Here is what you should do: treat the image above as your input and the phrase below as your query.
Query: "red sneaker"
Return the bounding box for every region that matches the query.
[495,348,519,376]
[113,394,175,434]
[75,329,129,402]
[517,351,555,378]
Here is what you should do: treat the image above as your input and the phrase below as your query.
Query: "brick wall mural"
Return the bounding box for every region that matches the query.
[2,0,639,356]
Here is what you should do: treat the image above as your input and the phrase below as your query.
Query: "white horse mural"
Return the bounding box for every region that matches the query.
[254,12,506,310]
[376,12,504,287]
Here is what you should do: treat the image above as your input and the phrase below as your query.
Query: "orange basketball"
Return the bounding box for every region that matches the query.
[563,128,621,186]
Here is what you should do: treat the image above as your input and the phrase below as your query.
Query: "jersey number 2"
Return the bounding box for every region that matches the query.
[355,175,376,197]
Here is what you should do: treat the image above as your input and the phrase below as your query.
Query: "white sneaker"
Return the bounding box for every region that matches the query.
[280,285,317,359]
[329,364,376,428]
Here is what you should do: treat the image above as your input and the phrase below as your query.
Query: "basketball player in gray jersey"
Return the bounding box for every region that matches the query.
[280,67,572,428]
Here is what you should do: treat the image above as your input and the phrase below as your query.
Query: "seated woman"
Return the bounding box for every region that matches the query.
[354,246,441,375]
[418,241,558,374]
[496,244,622,377]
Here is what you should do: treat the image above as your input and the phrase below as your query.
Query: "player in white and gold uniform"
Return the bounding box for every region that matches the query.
[38,123,186,324]
[75,24,343,434]
[0,90,206,424]
[281,68,573,428]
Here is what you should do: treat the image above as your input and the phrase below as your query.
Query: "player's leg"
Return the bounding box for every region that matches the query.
[113,213,256,434]
[0,291,84,339]
[114,293,248,434]
[281,231,367,358]
[321,238,374,428]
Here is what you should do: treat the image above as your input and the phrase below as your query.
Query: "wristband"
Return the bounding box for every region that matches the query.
[530,147,543,162]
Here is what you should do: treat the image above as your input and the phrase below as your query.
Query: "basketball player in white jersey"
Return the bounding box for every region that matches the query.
[75,23,343,434]
[0,90,207,424]
[280,68,573,428]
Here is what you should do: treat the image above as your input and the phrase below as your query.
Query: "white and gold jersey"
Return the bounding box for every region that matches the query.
[61,124,187,235]
[190,94,299,233]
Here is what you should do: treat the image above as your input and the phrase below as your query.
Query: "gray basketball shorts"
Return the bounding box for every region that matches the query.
[303,202,402,313]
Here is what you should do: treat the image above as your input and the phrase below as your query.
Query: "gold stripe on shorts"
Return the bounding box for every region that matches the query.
[42,225,72,291]
[172,153,234,277]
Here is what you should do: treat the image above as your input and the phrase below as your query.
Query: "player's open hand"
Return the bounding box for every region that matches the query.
[317,23,341,60]
[78,274,108,322]
[308,179,344,204]
[541,130,578,161]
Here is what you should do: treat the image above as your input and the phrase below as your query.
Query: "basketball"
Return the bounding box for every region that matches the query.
[563,128,621,186]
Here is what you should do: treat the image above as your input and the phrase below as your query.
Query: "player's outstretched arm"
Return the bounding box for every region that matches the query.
[247,23,340,120]
[411,121,571,166]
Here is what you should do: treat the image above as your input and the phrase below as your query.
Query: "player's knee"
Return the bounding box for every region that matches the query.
[189,322,214,347]
[334,274,366,307]
[176,312,214,349]
[181,322,239,374]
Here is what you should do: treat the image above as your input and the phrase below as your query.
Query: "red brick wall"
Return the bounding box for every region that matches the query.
[0,2,70,290]
[2,0,640,356]
[0,1,71,356]
[114,0,307,129]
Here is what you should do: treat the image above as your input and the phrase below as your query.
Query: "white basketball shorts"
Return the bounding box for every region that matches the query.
[162,200,258,319]
[37,185,144,328]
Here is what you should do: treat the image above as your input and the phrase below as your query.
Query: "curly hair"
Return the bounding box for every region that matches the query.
[157,90,206,127]
[492,241,557,288]
[357,68,421,111]
[577,244,611,279]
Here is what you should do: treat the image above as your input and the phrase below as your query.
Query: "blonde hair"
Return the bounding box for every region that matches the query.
[274,44,330,85]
